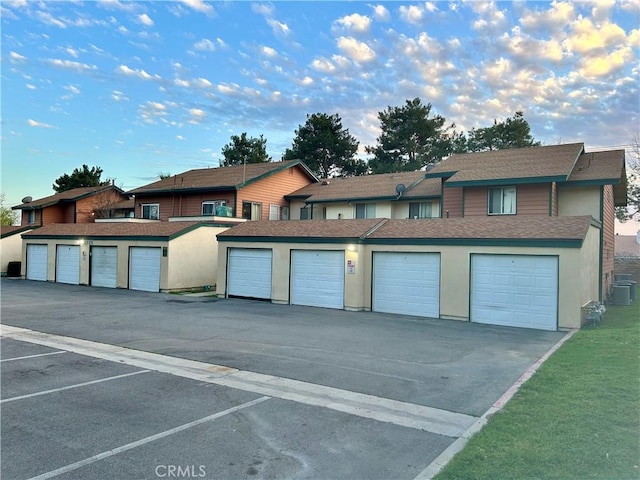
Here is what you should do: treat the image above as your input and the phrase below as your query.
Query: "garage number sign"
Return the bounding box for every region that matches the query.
[347,259,356,274]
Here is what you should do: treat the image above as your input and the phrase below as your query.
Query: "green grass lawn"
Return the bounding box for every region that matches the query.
[435,302,640,480]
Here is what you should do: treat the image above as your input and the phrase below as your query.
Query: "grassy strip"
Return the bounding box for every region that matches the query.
[435,303,640,480]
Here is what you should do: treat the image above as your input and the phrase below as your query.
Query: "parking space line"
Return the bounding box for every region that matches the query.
[1,370,150,404]
[2,325,477,437]
[1,351,68,363]
[27,396,270,480]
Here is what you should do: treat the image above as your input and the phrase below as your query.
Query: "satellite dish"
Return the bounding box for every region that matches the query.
[395,184,406,195]
[21,196,32,203]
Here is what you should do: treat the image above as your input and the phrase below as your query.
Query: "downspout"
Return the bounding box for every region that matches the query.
[598,186,604,302]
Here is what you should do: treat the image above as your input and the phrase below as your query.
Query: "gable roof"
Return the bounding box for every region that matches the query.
[218,216,594,247]
[128,160,317,196]
[615,235,640,257]
[21,221,212,240]
[12,185,125,210]
[1,225,35,239]
[426,143,585,186]
[567,150,627,205]
[286,171,441,203]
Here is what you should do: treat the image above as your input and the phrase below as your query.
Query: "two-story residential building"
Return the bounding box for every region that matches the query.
[12,185,129,227]
[286,171,441,220]
[216,143,627,332]
[127,160,317,222]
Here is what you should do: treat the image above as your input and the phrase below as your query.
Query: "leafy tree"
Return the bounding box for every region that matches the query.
[616,135,640,222]
[158,171,172,180]
[283,113,364,178]
[0,194,18,226]
[459,111,541,153]
[53,164,110,193]
[366,98,454,174]
[221,133,271,167]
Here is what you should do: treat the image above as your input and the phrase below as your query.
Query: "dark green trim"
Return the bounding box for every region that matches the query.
[565,178,621,187]
[306,196,396,205]
[548,183,553,216]
[1,225,36,238]
[398,195,441,202]
[233,191,238,217]
[461,187,465,217]
[364,238,584,248]
[590,218,602,228]
[219,236,584,248]
[598,186,604,301]
[237,159,318,188]
[26,234,169,242]
[445,175,566,188]
[425,171,457,179]
[134,186,238,197]
[218,236,366,244]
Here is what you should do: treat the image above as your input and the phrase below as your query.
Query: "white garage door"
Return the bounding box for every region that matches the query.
[227,248,272,299]
[26,244,48,281]
[91,246,117,288]
[471,254,558,331]
[129,247,161,292]
[56,245,80,285]
[291,250,344,309]
[373,252,440,318]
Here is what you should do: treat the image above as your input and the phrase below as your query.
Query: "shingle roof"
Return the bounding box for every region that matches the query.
[427,143,585,185]
[367,216,592,241]
[1,225,35,238]
[217,218,384,239]
[286,171,440,202]
[567,150,627,206]
[21,221,205,239]
[128,160,316,195]
[218,216,594,244]
[13,185,124,210]
[615,235,640,257]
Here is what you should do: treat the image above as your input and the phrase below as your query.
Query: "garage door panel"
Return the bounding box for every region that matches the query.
[56,245,80,285]
[291,251,344,309]
[373,252,440,318]
[471,254,557,331]
[228,249,272,299]
[129,247,161,292]
[91,246,117,288]
[26,245,48,281]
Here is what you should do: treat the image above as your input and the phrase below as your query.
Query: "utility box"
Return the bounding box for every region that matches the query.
[6,261,21,277]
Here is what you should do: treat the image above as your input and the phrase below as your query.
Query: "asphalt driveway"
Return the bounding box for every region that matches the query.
[1,279,566,479]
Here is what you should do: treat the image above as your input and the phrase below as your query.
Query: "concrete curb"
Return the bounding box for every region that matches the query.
[414,328,579,480]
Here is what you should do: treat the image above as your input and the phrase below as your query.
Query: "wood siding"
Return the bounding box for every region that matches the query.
[442,186,463,218]
[42,205,67,224]
[550,182,558,216]
[464,184,550,217]
[602,184,615,299]
[235,166,313,220]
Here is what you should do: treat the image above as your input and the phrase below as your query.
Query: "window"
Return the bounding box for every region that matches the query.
[242,201,262,220]
[300,206,311,220]
[142,203,160,220]
[355,203,376,219]
[488,187,516,215]
[27,210,35,224]
[269,204,280,220]
[281,206,289,221]
[202,200,226,216]
[408,202,433,219]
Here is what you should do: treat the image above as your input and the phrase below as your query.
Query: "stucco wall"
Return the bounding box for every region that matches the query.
[557,185,600,218]
[1,232,29,273]
[218,237,598,329]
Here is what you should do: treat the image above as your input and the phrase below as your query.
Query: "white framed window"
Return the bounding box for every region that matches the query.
[488,187,516,215]
[142,203,160,220]
[408,202,433,219]
[27,210,36,224]
[202,200,226,216]
[269,204,280,220]
[355,203,376,219]
[242,201,262,220]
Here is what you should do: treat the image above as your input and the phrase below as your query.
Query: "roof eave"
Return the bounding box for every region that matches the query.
[445,175,567,187]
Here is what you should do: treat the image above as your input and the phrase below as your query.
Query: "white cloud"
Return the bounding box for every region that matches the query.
[97,0,141,13]
[334,13,371,33]
[563,18,627,55]
[28,119,55,128]
[112,90,128,102]
[65,47,78,58]
[26,84,37,90]
[425,2,439,12]
[261,46,277,58]
[372,5,390,22]
[579,46,634,78]
[471,1,507,32]
[252,3,274,17]
[9,51,26,63]
[179,0,215,16]
[64,85,80,95]
[311,57,336,73]
[47,59,97,73]
[137,13,153,26]
[267,18,291,37]
[193,77,213,88]
[177,135,185,141]
[116,64,161,80]
[520,1,576,32]
[399,5,424,25]
[188,108,206,123]
[140,101,169,124]
[193,38,223,51]
[336,37,376,63]
[299,76,314,86]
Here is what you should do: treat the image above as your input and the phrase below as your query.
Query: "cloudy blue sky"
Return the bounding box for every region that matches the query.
[2,0,639,210]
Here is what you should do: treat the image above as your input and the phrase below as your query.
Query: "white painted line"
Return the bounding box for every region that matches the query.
[1,324,477,437]
[1,351,68,363]
[414,328,579,480]
[27,396,270,480]
[1,370,150,404]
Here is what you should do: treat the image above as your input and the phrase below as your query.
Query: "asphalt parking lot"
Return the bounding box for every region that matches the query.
[1,279,567,479]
